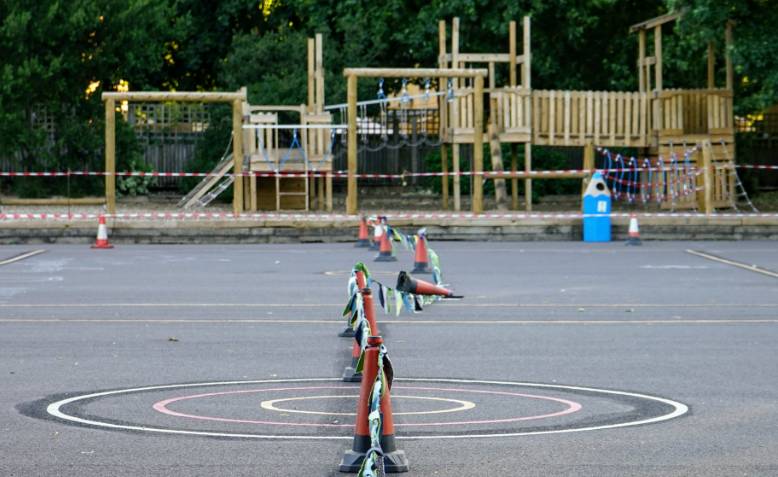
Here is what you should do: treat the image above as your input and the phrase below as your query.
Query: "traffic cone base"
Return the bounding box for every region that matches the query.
[339,436,409,473]
[411,261,432,274]
[341,359,362,382]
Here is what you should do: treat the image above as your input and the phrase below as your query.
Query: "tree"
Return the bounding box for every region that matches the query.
[0,0,178,194]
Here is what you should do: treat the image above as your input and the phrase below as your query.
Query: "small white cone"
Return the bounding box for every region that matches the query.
[91,215,114,249]
[626,214,641,246]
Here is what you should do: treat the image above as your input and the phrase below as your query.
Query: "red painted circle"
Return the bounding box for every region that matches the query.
[152,385,582,428]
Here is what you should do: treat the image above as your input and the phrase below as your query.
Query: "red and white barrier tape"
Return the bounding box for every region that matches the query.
[0,167,707,180]
[2,211,778,222]
[4,164,777,180]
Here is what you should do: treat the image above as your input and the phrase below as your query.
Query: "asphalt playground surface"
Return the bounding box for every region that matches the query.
[1,240,777,476]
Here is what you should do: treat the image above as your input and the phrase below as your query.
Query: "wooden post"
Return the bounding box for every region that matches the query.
[508,21,519,209]
[707,41,716,89]
[509,21,517,86]
[488,123,508,210]
[472,74,484,214]
[725,22,734,91]
[452,17,461,211]
[702,142,714,215]
[523,16,532,211]
[524,142,532,211]
[315,33,324,113]
[510,145,518,210]
[523,16,531,90]
[346,74,358,214]
[638,30,646,92]
[307,38,315,112]
[654,25,663,91]
[232,99,244,215]
[438,20,449,210]
[582,142,595,199]
[104,99,116,214]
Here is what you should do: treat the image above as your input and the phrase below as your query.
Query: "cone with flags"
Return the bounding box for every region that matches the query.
[91,215,114,249]
[396,271,461,298]
[342,288,380,382]
[374,225,397,262]
[625,213,642,246]
[411,229,431,274]
[369,217,383,251]
[339,335,408,473]
[355,216,370,247]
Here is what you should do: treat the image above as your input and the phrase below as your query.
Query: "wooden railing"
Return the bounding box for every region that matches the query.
[490,87,531,142]
[657,89,733,136]
[445,88,476,142]
[531,90,650,147]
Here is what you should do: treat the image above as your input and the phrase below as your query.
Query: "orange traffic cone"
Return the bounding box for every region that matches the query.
[339,335,408,473]
[343,288,380,382]
[374,226,397,262]
[355,216,370,247]
[369,218,383,251]
[91,215,113,249]
[626,214,642,246]
[411,231,431,274]
[396,271,461,298]
[339,270,368,338]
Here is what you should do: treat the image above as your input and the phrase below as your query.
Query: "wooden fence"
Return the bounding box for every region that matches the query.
[531,90,650,147]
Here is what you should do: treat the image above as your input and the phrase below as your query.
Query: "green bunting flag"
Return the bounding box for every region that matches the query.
[394,289,403,317]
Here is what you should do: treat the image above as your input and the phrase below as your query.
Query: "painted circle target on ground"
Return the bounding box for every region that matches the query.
[21,378,688,440]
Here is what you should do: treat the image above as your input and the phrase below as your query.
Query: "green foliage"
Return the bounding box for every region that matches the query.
[0,0,178,196]
[2,0,777,201]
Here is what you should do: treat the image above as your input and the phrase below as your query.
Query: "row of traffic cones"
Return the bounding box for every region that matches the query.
[357,215,643,248]
[338,273,408,472]
[355,216,434,272]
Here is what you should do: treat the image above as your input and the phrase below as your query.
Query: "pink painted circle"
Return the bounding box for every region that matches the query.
[152,385,582,428]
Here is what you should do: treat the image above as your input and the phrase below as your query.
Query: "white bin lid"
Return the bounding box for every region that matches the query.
[583,171,611,198]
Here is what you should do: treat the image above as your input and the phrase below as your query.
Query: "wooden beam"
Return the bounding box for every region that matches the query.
[315,33,324,113]
[307,38,315,112]
[102,91,245,102]
[509,21,517,87]
[472,74,484,214]
[342,68,487,79]
[485,170,587,180]
[654,25,663,91]
[232,99,244,215]
[452,17,461,212]
[1,197,106,206]
[629,11,682,33]
[104,99,116,214]
[707,41,716,89]
[638,30,646,92]
[456,53,511,63]
[346,74,358,214]
[439,20,449,210]
[702,142,714,215]
[524,142,532,211]
[725,22,734,90]
[523,16,531,89]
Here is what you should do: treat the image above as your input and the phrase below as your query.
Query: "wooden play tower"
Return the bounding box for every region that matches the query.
[342,11,737,215]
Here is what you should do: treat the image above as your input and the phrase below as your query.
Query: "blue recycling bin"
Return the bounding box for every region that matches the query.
[582,172,611,242]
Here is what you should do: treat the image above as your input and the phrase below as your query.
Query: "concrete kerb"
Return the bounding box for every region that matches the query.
[1,216,778,244]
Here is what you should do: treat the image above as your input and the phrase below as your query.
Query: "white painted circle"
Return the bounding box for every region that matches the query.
[45,377,689,440]
[259,394,476,416]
